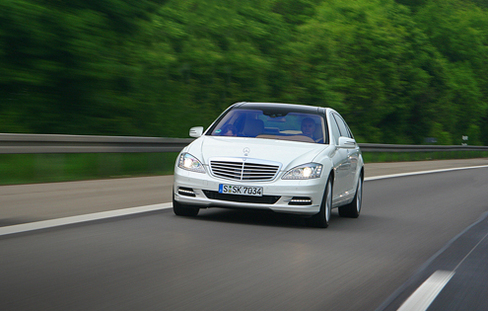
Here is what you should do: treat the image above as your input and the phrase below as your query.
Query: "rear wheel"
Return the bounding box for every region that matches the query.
[173,194,200,217]
[306,176,332,228]
[339,173,363,218]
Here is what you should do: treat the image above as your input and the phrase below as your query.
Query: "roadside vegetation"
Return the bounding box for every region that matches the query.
[2,0,488,185]
[2,0,488,146]
[0,153,179,185]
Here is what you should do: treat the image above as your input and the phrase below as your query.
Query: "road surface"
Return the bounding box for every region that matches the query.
[1,159,488,310]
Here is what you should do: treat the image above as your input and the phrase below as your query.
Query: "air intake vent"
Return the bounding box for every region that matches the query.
[203,190,280,204]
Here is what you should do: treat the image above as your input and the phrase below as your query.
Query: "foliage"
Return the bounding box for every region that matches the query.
[1,0,487,145]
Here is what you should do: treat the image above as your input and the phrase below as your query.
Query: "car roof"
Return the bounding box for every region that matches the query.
[232,102,327,116]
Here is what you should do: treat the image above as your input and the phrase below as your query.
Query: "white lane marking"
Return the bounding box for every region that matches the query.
[0,203,172,237]
[365,165,488,181]
[397,270,455,311]
[1,164,487,237]
[453,230,488,271]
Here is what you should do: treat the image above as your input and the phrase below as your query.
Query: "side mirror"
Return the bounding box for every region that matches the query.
[338,137,356,148]
[189,126,204,138]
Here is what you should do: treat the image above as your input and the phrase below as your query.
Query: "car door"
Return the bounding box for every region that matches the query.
[328,112,350,204]
[333,113,359,198]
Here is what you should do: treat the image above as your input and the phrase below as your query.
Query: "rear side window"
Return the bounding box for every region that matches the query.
[332,113,352,138]
[329,114,341,145]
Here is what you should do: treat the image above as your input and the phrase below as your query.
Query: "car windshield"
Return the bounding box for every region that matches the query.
[209,108,327,144]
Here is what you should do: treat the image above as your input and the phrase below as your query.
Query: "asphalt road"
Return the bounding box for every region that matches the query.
[1,165,488,311]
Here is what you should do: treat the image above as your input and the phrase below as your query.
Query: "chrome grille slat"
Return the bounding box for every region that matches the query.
[212,167,240,173]
[244,168,276,172]
[217,173,241,178]
[244,172,275,176]
[243,163,273,167]
[210,158,280,181]
[212,162,242,168]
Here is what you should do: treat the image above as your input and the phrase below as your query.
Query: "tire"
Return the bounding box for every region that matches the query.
[306,176,333,228]
[338,173,363,218]
[173,194,200,217]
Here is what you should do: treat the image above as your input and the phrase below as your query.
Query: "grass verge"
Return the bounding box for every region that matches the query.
[0,152,179,185]
[362,150,488,163]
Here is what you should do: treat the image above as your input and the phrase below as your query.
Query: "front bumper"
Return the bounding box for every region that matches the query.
[173,168,326,215]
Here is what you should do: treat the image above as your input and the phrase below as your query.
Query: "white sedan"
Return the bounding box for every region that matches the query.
[173,102,364,228]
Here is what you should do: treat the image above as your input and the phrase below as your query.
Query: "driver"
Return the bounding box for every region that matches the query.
[221,124,237,136]
[301,118,316,138]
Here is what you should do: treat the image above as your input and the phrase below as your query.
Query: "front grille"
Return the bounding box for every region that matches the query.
[203,190,281,204]
[210,159,280,181]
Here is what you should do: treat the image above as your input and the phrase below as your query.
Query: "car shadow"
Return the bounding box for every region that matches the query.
[188,207,343,229]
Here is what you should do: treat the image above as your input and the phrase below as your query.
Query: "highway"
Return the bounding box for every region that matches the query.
[1,160,488,310]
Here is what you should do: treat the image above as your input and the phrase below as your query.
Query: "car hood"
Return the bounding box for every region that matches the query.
[186,136,331,171]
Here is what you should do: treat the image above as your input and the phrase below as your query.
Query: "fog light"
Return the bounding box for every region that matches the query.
[289,197,312,205]
[178,187,196,197]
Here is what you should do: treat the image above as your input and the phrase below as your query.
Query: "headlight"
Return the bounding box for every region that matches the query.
[282,163,323,180]
[178,153,206,173]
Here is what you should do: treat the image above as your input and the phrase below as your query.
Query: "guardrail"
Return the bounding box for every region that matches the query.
[0,133,193,154]
[1,133,488,154]
[358,143,488,152]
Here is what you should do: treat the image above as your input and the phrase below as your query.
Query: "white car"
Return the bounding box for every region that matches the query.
[173,102,364,227]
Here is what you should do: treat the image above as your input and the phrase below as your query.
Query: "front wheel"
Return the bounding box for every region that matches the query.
[339,174,363,218]
[306,176,332,228]
[173,194,200,217]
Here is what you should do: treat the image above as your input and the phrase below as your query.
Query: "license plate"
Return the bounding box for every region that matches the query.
[218,184,263,197]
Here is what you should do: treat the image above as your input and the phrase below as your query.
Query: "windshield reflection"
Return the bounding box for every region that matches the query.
[209,109,327,144]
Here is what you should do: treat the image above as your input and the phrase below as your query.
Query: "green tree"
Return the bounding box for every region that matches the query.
[147,0,290,135]
[287,0,449,143]
[0,0,169,135]
[415,0,488,144]
[1,0,488,146]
